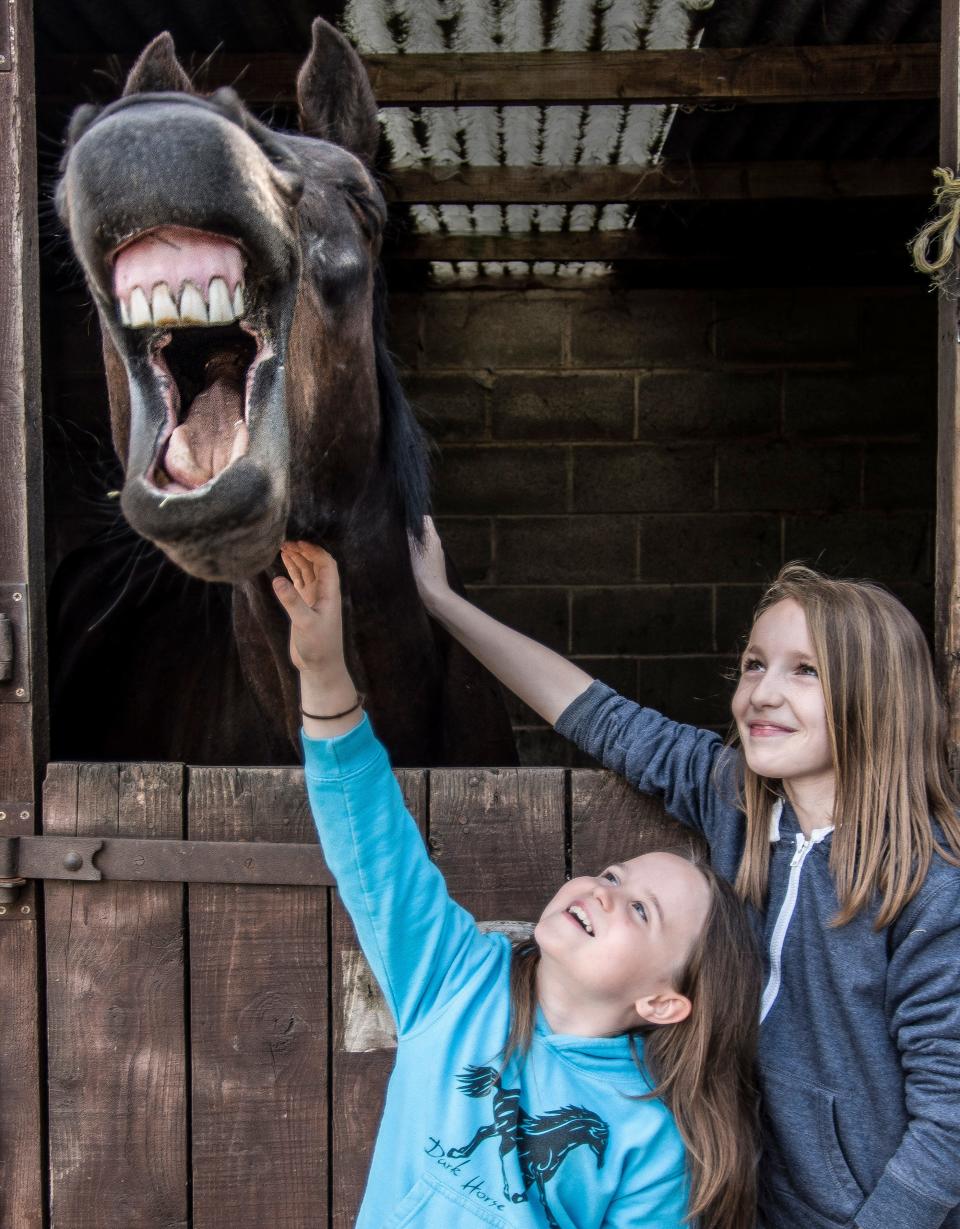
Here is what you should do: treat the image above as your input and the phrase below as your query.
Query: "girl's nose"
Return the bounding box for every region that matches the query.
[750,669,783,707]
[593,883,614,910]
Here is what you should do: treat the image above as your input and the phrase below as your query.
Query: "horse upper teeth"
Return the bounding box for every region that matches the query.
[151,283,179,326]
[118,277,245,329]
[129,286,152,328]
[568,905,593,934]
[208,277,234,324]
[179,283,208,325]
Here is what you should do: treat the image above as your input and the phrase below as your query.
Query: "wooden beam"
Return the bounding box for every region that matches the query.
[0,0,45,1225]
[385,231,672,261]
[383,224,911,264]
[36,43,939,107]
[384,159,932,204]
[935,4,960,770]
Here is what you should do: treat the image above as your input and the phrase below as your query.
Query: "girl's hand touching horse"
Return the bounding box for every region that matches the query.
[273,541,362,736]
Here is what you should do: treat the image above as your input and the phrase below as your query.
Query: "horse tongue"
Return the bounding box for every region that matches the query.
[163,363,249,489]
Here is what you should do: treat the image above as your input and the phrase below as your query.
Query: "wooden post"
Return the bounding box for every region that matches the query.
[0,0,45,1226]
[937,3,960,770]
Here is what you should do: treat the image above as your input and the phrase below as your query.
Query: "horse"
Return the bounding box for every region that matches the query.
[451,1064,609,1228]
[51,18,516,767]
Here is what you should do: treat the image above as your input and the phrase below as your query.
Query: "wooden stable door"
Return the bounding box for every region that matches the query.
[28,763,681,1228]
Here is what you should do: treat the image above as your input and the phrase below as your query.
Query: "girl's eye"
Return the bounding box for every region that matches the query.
[632,902,648,922]
[741,657,763,674]
[797,663,819,678]
[600,870,618,884]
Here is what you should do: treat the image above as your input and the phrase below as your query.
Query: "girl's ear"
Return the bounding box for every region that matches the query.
[634,991,692,1027]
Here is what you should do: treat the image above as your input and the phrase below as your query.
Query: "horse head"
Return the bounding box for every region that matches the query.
[56,18,424,584]
[52,21,515,767]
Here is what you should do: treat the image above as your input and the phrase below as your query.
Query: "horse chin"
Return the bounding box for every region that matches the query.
[121,461,288,583]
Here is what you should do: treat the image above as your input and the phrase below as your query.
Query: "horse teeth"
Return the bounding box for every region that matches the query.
[232,284,245,318]
[151,283,179,326]
[119,298,131,326]
[208,277,234,324]
[179,283,208,325]
[128,286,152,328]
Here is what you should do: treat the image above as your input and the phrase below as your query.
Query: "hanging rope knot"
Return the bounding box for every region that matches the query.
[911,167,960,287]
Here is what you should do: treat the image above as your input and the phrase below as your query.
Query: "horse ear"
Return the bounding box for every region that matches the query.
[296,17,379,165]
[123,32,194,96]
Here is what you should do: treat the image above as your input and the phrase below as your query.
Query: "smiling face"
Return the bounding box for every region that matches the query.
[534,851,711,1036]
[732,598,834,798]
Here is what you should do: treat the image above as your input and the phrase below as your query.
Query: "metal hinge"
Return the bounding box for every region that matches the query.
[0,583,30,701]
[0,834,335,890]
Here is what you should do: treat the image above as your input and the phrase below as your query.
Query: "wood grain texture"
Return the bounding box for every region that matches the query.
[386,159,931,205]
[428,767,565,920]
[38,44,939,107]
[0,7,45,1215]
[570,770,704,878]
[43,761,188,1229]
[936,0,960,769]
[188,767,328,1229]
[330,769,425,1229]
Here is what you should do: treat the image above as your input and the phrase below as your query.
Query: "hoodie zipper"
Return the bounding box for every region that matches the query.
[759,830,830,1023]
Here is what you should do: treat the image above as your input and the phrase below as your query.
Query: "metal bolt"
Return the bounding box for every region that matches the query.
[63,851,84,873]
[14,688,24,698]
[11,592,21,602]
[0,908,6,916]
[20,906,29,915]
[19,811,28,820]
[0,812,5,821]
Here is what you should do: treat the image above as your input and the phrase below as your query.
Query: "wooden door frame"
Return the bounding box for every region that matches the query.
[0,1,45,1227]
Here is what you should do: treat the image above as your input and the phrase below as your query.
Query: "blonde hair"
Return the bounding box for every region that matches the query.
[733,563,960,927]
[506,856,762,1229]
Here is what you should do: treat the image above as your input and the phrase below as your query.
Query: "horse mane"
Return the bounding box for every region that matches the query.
[456,1064,500,1097]
[523,1105,606,1135]
[372,267,432,543]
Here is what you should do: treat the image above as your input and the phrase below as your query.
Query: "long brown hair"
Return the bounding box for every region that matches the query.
[505,856,762,1229]
[733,563,960,927]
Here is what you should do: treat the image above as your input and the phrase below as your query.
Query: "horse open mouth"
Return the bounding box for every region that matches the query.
[112,224,272,493]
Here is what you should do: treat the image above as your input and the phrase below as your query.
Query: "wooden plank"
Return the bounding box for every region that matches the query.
[43,761,188,1229]
[0,1,44,1214]
[386,159,931,204]
[37,43,939,107]
[387,230,676,262]
[936,0,960,770]
[429,767,565,921]
[330,770,426,1229]
[570,770,704,879]
[188,767,328,1229]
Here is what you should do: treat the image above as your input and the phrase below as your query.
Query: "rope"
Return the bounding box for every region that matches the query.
[911,167,960,289]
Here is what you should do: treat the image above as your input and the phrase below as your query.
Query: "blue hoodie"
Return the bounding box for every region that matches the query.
[303,716,689,1229]
[556,682,960,1229]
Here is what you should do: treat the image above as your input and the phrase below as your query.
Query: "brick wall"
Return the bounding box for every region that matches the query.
[390,284,937,765]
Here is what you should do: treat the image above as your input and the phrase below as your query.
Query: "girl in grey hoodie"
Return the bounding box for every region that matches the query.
[411,518,960,1229]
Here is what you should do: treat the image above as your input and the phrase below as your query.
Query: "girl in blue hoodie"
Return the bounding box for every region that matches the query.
[273,540,762,1229]
[409,517,960,1229]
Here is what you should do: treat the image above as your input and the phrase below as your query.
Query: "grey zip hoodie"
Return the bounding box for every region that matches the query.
[556,682,960,1229]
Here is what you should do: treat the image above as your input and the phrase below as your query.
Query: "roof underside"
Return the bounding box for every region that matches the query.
[33,0,942,285]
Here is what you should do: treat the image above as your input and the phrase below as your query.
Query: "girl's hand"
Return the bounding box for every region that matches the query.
[409,516,451,611]
[272,541,346,677]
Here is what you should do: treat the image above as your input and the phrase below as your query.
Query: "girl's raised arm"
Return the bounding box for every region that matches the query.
[274,542,495,1036]
[411,516,593,724]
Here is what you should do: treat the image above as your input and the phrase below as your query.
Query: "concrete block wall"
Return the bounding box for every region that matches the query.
[390,284,937,765]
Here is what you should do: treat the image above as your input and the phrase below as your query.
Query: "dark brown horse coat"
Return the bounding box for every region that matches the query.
[51,20,516,767]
